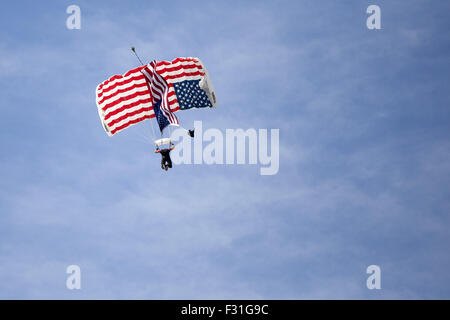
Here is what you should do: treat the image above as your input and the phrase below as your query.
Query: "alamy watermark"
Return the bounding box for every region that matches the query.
[169,121,279,176]
[66,265,81,290]
[366,5,381,30]
[66,5,81,30]
[366,265,381,290]
[65,5,381,31]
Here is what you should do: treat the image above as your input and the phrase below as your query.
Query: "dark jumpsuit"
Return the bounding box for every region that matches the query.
[159,148,172,169]
[155,145,174,170]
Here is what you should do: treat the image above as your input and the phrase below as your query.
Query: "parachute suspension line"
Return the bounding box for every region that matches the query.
[130,46,158,143]
[149,112,157,142]
[134,129,153,145]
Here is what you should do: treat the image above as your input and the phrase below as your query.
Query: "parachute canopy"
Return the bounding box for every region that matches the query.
[95,57,217,136]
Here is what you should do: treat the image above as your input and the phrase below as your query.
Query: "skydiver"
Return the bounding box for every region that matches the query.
[155,143,175,171]
[188,129,195,138]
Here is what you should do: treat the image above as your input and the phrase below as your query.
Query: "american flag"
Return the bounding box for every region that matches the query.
[140,60,179,132]
[95,57,216,136]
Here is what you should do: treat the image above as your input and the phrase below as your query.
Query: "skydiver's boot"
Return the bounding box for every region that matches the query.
[188,129,194,138]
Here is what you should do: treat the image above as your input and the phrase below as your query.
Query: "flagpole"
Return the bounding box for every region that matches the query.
[131,46,144,66]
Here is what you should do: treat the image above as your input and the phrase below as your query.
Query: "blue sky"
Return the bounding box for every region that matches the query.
[0,0,449,299]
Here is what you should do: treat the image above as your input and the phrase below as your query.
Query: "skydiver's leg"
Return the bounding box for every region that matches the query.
[167,156,172,168]
[161,155,169,170]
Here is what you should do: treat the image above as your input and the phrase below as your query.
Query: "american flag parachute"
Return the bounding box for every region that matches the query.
[95,57,217,137]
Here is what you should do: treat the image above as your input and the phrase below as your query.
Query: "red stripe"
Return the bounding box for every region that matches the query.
[102,91,151,111]
[98,74,146,98]
[164,71,204,81]
[162,89,176,124]
[157,62,202,74]
[167,84,179,111]
[161,95,173,123]
[157,57,197,67]
[141,60,180,126]
[167,99,178,112]
[151,78,165,96]
[107,108,154,129]
[145,67,166,99]
[98,82,148,105]
[150,86,163,102]
[168,102,180,113]
[141,67,159,102]
[98,66,144,90]
[104,97,153,121]
[151,70,176,124]
[160,88,175,124]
